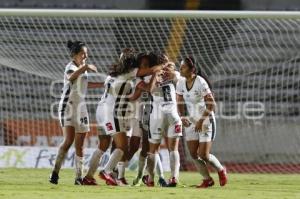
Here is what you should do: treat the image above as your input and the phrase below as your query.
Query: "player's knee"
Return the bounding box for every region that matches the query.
[199,154,209,162]
[140,148,148,157]
[190,153,198,160]
[61,140,73,151]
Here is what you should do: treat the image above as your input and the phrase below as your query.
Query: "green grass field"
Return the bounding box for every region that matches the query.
[0,168,299,199]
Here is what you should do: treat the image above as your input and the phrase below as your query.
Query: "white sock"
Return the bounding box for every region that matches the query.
[53,147,67,174]
[169,151,180,179]
[193,158,210,180]
[86,148,104,178]
[104,148,124,173]
[156,154,164,178]
[137,154,147,179]
[117,161,127,179]
[208,154,224,172]
[147,153,158,182]
[75,155,84,179]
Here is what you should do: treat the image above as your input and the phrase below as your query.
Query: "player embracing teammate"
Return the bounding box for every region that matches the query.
[50,42,227,188]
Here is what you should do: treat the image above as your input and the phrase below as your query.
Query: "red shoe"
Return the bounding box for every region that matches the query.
[98,170,117,186]
[218,168,228,186]
[196,177,214,188]
[82,176,98,185]
[117,177,129,186]
[167,177,178,187]
[146,180,154,187]
[142,175,154,187]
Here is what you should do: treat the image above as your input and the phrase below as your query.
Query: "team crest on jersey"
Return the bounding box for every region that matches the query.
[194,91,200,96]
[106,122,113,131]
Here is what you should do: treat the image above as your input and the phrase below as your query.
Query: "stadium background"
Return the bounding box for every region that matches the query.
[0,0,299,174]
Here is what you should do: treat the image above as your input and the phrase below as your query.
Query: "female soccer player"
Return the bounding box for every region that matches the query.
[176,56,227,188]
[145,53,182,187]
[83,49,163,186]
[129,52,167,187]
[49,40,102,185]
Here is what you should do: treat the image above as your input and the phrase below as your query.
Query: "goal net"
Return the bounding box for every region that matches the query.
[0,10,299,173]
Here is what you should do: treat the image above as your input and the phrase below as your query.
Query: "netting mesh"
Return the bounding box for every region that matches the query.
[0,12,299,173]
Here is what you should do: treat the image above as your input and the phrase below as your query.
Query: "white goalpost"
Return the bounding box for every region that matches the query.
[0,9,299,173]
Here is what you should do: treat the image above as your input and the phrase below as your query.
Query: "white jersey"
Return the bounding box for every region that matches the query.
[96,69,138,134]
[58,61,88,111]
[100,69,137,117]
[58,61,90,132]
[176,75,212,120]
[151,71,181,107]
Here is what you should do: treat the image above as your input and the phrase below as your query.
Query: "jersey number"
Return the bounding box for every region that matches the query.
[80,117,88,125]
[162,85,172,102]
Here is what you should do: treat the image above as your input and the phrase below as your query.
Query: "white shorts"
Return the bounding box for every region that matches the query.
[128,118,143,138]
[148,101,182,144]
[96,102,131,136]
[59,101,90,133]
[184,116,216,143]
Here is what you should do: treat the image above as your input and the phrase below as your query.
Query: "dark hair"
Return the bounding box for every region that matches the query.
[67,40,86,57]
[109,48,138,77]
[183,56,213,90]
[137,52,149,67]
[148,51,168,66]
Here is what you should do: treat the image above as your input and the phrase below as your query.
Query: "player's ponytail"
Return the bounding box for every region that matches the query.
[67,40,86,57]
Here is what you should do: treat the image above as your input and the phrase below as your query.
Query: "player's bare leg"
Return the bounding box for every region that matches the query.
[49,126,75,184]
[74,132,86,185]
[186,140,213,188]
[145,141,160,187]
[100,132,127,186]
[83,135,111,185]
[133,131,149,186]
[167,137,180,187]
[199,142,227,187]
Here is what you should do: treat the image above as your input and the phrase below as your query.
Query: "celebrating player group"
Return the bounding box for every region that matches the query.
[49,40,228,188]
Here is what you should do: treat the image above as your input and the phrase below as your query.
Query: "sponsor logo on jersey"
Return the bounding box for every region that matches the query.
[106,122,113,131]
[175,124,182,134]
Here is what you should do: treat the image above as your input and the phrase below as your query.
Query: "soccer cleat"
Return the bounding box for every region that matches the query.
[141,175,154,187]
[49,171,59,185]
[196,177,215,188]
[117,177,129,186]
[158,177,168,187]
[218,168,228,186]
[142,175,149,185]
[98,170,117,186]
[74,177,83,185]
[146,180,154,187]
[82,176,98,185]
[167,177,178,187]
[132,177,142,186]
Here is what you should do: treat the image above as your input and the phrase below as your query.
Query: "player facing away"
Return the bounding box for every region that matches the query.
[176,56,227,188]
[49,40,103,185]
[144,53,183,187]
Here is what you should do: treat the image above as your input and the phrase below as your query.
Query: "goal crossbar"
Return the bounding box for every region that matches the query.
[0,9,300,19]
